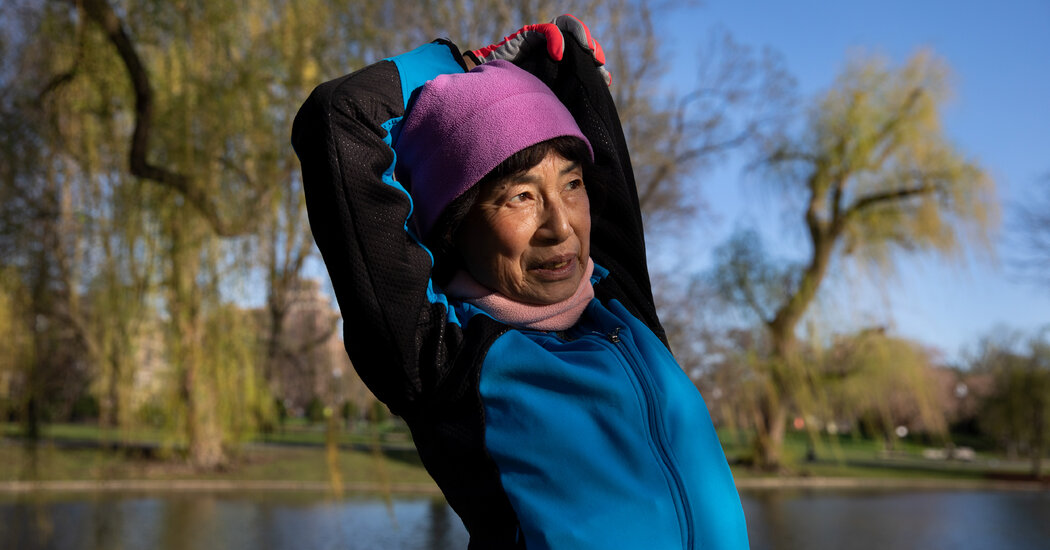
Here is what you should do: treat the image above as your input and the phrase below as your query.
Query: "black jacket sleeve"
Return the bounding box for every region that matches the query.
[291,41,472,414]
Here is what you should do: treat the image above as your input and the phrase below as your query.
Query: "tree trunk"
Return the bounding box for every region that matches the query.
[24,249,53,444]
[753,394,788,470]
[1031,396,1045,479]
[752,309,804,469]
[169,212,226,470]
[326,410,344,495]
[102,352,122,429]
[181,323,226,470]
[752,215,835,470]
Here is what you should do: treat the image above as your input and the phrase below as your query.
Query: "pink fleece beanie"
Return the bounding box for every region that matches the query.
[395,60,593,238]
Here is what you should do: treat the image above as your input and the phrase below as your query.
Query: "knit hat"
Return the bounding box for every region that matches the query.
[394,60,593,238]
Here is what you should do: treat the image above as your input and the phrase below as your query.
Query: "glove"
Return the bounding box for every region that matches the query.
[468,14,612,86]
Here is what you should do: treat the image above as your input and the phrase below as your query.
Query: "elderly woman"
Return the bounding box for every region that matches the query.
[292,18,748,550]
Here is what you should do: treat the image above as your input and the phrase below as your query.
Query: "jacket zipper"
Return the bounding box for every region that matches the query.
[605,327,695,549]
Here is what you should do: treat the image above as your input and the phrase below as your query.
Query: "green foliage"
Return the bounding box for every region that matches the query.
[201,304,275,442]
[341,400,358,424]
[137,401,170,429]
[0,269,32,398]
[305,397,326,425]
[274,397,288,426]
[370,400,390,424]
[971,330,1050,476]
[821,331,947,439]
[70,394,101,422]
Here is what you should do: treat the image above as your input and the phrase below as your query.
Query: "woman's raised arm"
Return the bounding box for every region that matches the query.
[291,41,471,413]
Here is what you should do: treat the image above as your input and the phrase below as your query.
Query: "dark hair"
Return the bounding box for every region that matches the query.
[425,135,593,285]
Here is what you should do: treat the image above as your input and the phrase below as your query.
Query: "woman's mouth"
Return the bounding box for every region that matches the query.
[529,255,578,280]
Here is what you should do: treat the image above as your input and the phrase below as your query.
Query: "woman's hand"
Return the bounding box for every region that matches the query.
[467,14,611,86]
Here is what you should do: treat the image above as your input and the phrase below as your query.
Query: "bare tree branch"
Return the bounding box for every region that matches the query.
[77,0,261,237]
[844,184,935,222]
[36,1,86,103]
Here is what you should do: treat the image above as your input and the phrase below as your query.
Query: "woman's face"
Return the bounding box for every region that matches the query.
[456,152,591,305]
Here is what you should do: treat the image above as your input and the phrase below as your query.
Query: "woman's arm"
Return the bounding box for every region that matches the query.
[291,41,471,413]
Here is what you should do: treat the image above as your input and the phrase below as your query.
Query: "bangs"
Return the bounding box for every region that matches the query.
[477,136,592,188]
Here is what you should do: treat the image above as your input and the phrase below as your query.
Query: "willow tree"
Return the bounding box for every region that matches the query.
[714,51,996,469]
[3,0,307,466]
[822,330,947,444]
[0,1,140,439]
[67,0,350,468]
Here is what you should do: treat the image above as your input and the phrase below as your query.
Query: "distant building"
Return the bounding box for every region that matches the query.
[260,279,372,418]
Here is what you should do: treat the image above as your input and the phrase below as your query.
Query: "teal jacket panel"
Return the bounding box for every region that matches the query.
[480,297,750,549]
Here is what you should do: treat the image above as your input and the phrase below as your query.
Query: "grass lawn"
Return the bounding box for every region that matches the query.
[0,419,413,449]
[1,423,1043,490]
[719,428,1046,482]
[1,421,434,493]
[0,442,431,484]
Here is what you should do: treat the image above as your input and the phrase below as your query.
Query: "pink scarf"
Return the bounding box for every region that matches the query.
[445,258,594,331]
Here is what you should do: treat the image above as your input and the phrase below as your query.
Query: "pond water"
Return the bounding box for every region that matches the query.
[742,489,1050,550]
[1,489,1048,549]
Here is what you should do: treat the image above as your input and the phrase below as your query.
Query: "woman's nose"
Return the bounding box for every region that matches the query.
[535,198,572,243]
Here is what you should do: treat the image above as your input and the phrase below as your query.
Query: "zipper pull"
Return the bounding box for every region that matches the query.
[607,327,621,343]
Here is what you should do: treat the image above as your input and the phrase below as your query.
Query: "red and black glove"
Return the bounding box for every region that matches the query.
[468,14,611,86]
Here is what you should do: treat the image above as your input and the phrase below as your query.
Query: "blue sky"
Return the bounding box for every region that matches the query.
[651,0,1050,362]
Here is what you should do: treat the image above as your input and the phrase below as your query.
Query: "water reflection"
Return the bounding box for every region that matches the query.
[2,489,1048,549]
[741,489,1050,550]
[0,493,469,550]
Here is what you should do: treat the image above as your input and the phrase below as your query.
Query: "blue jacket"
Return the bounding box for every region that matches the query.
[292,38,749,549]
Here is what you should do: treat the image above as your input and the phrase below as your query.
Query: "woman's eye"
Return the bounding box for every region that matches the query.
[508,192,530,203]
[566,179,584,190]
